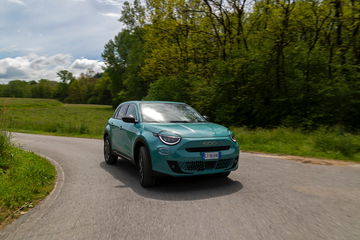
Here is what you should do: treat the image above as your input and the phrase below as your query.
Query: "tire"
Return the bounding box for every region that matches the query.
[104,137,117,165]
[214,171,231,178]
[138,146,155,187]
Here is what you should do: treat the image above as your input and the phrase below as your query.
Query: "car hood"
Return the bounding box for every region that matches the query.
[143,122,230,138]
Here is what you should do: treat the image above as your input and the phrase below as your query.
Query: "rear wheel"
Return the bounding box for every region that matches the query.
[104,137,117,165]
[138,146,155,187]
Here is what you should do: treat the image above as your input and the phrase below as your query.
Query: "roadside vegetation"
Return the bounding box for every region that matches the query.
[233,128,360,163]
[0,113,56,227]
[1,97,359,162]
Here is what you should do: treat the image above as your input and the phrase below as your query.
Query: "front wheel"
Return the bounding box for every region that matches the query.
[104,137,117,165]
[138,146,155,187]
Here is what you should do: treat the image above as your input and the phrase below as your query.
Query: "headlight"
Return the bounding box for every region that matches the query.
[154,131,181,145]
[230,133,237,142]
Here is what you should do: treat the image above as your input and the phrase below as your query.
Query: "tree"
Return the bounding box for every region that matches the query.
[57,70,75,84]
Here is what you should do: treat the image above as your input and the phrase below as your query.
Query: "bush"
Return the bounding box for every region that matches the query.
[314,132,360,157]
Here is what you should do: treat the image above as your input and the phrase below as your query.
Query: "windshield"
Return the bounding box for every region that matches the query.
[140,103,206,123]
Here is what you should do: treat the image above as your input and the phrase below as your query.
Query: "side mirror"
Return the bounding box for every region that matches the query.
[122,116,137,123]
[203,115,209,121]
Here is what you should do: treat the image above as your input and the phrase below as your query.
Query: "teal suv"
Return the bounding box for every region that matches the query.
[104,101,239,187]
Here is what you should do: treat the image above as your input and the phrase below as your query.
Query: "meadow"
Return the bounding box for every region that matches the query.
[0,98,113,138]
[1,97,359,162]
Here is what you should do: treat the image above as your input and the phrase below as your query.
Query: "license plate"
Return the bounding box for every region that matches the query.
[202,152,221,160]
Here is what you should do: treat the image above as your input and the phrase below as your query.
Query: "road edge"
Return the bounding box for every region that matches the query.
[242,150,358,166]
[0,153,65,240]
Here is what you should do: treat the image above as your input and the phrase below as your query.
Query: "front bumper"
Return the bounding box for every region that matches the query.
[148,136,240,176]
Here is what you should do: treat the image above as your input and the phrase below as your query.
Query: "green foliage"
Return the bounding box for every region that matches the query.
[0,70,112,106]
[101,0,360,131]
[145,74,190,102]
[102,28,147,106]
[314,131,360,157]
[57,70,75,83]
[232,127,360,162]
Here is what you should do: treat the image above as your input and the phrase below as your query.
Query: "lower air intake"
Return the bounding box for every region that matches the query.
[173,158,235,172]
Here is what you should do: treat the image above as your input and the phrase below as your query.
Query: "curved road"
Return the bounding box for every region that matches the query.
[1,133,360,240]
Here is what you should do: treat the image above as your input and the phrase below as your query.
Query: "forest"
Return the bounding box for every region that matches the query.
[1,0,359,130]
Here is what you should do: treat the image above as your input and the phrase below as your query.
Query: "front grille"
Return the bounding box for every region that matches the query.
[175,158,235,172]
[185,146,230,152]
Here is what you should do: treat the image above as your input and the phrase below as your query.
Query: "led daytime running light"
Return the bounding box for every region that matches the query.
[157,132,181,145]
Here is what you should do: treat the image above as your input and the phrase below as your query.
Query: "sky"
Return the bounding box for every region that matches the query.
[0,0,125,83]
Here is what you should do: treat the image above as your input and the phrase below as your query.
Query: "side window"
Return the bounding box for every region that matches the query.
[113,105,122,118]
[116,104,129,119]
[126,104,138,120]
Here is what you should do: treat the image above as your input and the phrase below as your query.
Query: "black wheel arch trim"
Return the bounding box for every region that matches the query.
[133,136,152,168]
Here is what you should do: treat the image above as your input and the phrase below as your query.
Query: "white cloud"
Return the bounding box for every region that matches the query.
[7,0,25,6]
[0,54,105,83]
[100,12,121,18]
[70,58,105,72]
[97,0,123,6]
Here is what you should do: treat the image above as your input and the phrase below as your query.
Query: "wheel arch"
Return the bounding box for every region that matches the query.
[133,137,150,167]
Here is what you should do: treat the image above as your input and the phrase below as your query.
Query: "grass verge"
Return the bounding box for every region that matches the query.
[0,134,56,228]
[232,127,360,163]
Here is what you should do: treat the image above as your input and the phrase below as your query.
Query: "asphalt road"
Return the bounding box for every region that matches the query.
[1,133,360,240]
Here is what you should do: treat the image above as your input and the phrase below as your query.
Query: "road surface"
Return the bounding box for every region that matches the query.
[1,133,360,240]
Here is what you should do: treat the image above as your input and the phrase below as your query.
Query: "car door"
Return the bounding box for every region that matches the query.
[110,104,128,153]
[122,104,140,159]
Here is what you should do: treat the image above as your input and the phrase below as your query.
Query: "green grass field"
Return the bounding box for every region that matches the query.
[1,97,359,162]
[0,132,56,227]
[232,127,360,162]
[1,98,113,138]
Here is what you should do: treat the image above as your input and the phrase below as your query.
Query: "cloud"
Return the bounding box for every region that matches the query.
[0,54,105,83]
[97,0,123,6]
[70,58,105,72]
[0,0,124,60]
[7,0,25,6]
[100,12,121,18]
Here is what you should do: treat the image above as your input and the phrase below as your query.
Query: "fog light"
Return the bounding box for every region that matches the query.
[157,147,170,155]
[167,160,186,173]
